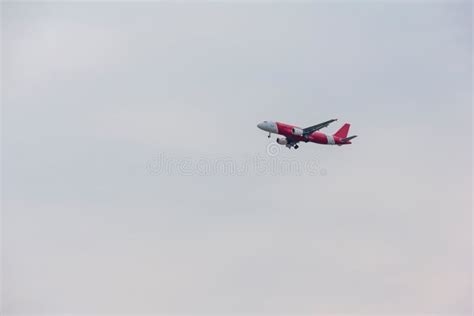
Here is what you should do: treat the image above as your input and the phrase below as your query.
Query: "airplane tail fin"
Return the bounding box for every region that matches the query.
[333,123,350,138]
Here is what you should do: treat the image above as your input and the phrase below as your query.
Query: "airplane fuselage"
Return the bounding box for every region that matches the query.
[257,120,354,147]
[274,121,346,145]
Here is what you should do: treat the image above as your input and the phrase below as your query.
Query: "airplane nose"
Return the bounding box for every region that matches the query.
[257,123,264,130]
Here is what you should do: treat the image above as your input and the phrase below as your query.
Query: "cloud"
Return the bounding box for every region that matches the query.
[2,2,471,315]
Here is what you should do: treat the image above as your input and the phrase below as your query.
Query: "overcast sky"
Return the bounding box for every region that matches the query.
[2,2,472,315]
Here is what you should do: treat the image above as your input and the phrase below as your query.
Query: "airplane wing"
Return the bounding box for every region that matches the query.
[303,119,338,136]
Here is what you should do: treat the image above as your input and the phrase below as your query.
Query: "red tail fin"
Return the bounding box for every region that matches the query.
[333,123,350,138]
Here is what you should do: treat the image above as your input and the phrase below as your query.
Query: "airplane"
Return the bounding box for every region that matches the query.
[257,119,357,149]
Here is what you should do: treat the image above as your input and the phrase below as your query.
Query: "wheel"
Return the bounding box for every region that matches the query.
[294,145,299,149]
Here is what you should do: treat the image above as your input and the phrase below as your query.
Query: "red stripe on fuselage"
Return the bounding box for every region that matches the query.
[275,122,330,144]
[275,122,351,145]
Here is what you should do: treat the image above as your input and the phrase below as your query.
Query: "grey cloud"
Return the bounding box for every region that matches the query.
[2,2,471,315]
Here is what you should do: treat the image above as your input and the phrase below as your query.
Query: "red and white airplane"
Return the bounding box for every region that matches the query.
[257,119,357,149]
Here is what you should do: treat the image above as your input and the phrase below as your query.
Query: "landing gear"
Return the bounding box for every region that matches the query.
[294,144,299,149]
[267,132,271,138]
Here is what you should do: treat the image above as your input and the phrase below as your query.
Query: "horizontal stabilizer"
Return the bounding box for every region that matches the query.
[341,135,357,143]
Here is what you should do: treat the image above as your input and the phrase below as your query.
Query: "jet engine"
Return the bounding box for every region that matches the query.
[276,138,288,145]
[291,127,304,136]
